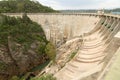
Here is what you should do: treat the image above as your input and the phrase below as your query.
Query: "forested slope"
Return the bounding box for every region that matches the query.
[0,0,57,13]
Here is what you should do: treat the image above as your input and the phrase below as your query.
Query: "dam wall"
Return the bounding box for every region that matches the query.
[4,13,100,45]
[53,14,120,80]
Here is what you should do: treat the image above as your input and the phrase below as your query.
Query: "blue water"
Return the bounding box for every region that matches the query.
[111,12,120,15]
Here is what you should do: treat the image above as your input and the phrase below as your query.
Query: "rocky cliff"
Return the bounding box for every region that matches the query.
[0,14,48,80]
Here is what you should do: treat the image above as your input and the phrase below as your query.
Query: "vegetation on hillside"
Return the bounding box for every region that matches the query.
[0,13,56,79]
[0,0,57,13]
[31,74,56,80]
[0,0,58,79]
[0,13,47,50]
[0,13,46,71]
[10,74,56,80]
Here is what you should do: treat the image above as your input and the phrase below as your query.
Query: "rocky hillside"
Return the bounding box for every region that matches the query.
[0,13,51,80]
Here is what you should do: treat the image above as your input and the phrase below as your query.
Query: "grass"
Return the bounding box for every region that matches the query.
[69,51,77,60]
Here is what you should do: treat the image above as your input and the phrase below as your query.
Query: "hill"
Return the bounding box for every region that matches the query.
[0,0,57,13]
[0,13,56,80]
[60,8,120,13]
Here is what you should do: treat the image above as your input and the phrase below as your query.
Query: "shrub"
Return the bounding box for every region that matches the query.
[31,74,56,80]
[45,42,56,60]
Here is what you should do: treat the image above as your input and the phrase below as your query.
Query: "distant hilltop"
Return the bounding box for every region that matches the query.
[60,8,120,13]
[0,0,58,13]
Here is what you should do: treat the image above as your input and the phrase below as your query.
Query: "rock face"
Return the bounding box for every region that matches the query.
[0,41,48,79]
[56,38,83,67]
[0,14,48,79]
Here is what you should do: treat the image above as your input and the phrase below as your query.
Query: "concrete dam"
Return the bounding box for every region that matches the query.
[5,13,100,45]
[5,13,120,80]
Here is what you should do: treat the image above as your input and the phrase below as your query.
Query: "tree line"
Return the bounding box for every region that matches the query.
[0,0,57,13]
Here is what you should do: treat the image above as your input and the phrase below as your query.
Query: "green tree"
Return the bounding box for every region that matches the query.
[0,0,57,13]
[22,13,31,23]
[45,42,56,60]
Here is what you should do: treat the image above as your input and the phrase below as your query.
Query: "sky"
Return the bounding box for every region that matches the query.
[37,0,120,10]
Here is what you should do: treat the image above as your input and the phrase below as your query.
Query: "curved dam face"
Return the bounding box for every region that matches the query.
[53,15,120,80]
[4,13,100,45]
[28,14,100,39]
[5,13,120,80]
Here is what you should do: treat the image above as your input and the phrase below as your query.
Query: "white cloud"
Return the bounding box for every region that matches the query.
[37,0,120,10]
[98,0,120,9]
[38,0,66,10]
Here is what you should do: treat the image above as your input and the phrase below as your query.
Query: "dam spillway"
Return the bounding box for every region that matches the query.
[4,13,120,80]
[54,14,120,80]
